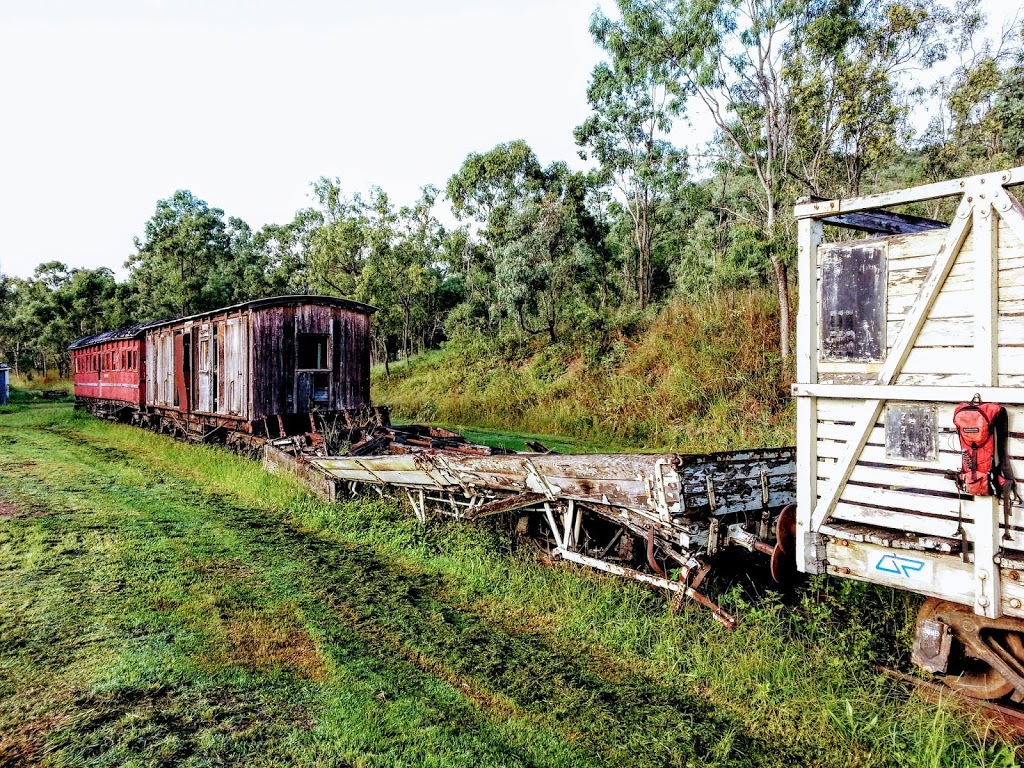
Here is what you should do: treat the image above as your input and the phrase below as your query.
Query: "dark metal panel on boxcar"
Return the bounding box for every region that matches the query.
[819,242,887,362]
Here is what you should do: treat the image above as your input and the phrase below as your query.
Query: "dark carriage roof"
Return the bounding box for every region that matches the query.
[69,322,153,350]
[68,295,376,351]
[143,294,377,332]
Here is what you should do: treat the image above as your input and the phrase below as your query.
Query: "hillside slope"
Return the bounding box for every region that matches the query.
[373,291,795,453]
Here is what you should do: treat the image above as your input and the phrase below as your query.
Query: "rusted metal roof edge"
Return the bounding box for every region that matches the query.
[68,295,378,350]
[143,295,378,333]
[68,322,154,350]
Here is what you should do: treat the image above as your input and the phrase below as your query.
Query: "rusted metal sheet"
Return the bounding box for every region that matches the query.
[820,243,887,362]
[463,492,546,521]
[885,404,937,461]
[675,448,797,517]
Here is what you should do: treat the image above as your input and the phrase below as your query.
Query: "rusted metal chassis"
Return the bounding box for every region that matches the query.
[306,449,797,625]
[879,665,1024,740]
[75,395,381,449]
[914,598,1024,701]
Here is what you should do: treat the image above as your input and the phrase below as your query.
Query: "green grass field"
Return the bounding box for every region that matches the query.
[0,397,1017,767]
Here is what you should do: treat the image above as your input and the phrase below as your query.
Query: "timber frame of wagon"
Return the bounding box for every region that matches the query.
[795,167,1024,698]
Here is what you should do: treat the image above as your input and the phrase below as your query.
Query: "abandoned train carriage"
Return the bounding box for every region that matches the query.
[70,325,149,413]
[72,295,376,440]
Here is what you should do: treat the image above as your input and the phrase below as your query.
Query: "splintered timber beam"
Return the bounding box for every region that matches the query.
[552,548,736,628]
[462,492,546,521]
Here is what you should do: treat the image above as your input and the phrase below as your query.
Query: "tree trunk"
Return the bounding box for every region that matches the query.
[772,256,790,361]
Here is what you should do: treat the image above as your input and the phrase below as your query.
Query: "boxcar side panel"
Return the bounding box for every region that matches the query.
[73,339,145,406]
[251,303,371,422]
[797,168,1024,620]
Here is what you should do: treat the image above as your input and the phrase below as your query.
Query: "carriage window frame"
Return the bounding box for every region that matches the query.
[297,334,330,371]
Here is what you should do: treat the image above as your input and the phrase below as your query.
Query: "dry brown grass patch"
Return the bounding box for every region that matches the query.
[0,714,66,766]
[224,604,326,681]
[182,557,256,579]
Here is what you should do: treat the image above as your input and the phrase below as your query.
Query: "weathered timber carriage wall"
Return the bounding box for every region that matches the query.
[795,167,1024,620]
[250,300,372,421]
[142,296,373,433]
[146,306,250,418]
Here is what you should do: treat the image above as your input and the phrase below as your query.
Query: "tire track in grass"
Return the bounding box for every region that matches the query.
[4,412,799,766]
[0,421,601,767]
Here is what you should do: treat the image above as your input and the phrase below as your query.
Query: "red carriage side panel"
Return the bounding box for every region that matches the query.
[72,336,145,407]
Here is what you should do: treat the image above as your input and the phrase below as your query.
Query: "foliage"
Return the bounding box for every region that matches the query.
[375,290,795,452]
[2,0,1021,398]
[574,55,688,309]
[126,190,238,319]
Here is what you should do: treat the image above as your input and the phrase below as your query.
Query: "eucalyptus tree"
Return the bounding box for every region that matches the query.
[493,166,604,343]
[446,141,550,335]
[592,0,953,359]
[574,55,686,310]
[357,187,449,368]
[787,0,954,196]
[126,190,235,320]
[923,1,1024,179]
[297,177,371,297]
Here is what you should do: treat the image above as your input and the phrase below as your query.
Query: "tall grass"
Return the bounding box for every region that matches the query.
[0,401,1016,766]
[374,291,794,452]
[9,370,73,390]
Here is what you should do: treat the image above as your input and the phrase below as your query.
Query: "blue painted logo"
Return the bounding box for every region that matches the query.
[874,555,926,578]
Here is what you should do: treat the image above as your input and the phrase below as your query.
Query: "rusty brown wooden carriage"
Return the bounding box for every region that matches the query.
[73,295,381,444]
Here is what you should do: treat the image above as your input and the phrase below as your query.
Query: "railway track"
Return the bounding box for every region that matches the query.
[878,666,1024,741]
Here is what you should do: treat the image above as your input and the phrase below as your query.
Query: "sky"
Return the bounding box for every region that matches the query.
[0,0,1020,281]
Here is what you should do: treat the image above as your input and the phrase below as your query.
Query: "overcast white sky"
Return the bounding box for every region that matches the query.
[0,0,1020,280]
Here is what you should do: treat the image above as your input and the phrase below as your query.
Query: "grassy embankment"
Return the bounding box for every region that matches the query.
[373,291,795,454]
[0,392,1017,766]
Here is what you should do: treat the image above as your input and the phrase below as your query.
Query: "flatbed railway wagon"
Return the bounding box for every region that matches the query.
[795,166,1024,700]
[72,295,379,444]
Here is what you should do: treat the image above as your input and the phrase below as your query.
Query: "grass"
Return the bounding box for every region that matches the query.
[373,291,795,453]
[439,425,626,454]
[0,395,1018,766]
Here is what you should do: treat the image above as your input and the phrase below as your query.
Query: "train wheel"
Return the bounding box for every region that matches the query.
[916,598,1023,700]
[769,504,797,584]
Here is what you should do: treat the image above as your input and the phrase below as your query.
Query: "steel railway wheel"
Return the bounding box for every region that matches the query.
[916,598,1024,700]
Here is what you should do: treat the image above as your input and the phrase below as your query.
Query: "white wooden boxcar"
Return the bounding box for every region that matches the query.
[795,166,1024,699]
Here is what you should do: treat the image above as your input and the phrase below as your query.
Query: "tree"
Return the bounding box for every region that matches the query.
[357,188,446,369]
[493,167,604,342]
[923,1,1024,179]
[574,56,686,309]
[298,178,370,297]
[593,0,953,359]
[126,190,235,319]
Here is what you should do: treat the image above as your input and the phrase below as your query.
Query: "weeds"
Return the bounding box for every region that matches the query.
[373,290,794,453]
